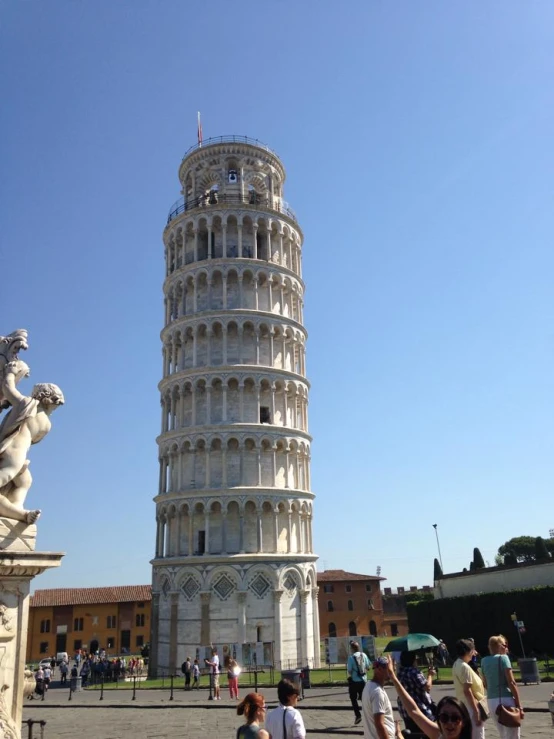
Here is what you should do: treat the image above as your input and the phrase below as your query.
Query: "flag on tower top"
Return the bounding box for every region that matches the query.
[197,112,203,146]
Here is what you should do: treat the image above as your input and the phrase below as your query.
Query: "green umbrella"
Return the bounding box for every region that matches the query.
[383,633,440,653]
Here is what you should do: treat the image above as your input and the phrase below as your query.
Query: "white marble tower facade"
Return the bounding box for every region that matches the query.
[150,136,319,674]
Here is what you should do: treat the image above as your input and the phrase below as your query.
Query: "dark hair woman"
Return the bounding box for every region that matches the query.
[387,657,472,739]
[236,692,269,739]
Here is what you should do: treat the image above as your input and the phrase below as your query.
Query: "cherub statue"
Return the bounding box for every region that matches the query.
[0,330,28,410]
[0,359,64,524]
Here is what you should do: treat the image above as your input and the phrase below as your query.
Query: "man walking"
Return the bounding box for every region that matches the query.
[182,657,191,690]
[347,641,370,725]
[362,656,400,739]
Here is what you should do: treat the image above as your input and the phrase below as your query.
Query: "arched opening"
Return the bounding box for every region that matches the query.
[347,599,353,612]
[349,621,357,637]
[328,622,337,638]
[327,600,334,612]
[369,620,377,637]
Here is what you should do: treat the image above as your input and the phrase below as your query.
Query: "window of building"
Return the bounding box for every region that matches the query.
[73,639,82,651]
[323,584,334,594]
[366,583,372,592]
[348,621,357,637]
[107,616,116,629]
[345,584,352,593]
[347,599,353,611]
[391,623,399,636]
[256,626,263,642]
[328,622,337,638]
[107,637,115,649]
[74,618,83,632]
[40,619,50,633]
[40,642,49,654]
[137,602,145,608]
[136,635,144,647]
[369,620,377,637]
[327,600,334,612]
[367,599,375,610]
[136,614,145,627]
[260,406,271,424]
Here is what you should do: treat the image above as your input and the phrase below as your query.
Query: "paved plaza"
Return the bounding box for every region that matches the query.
[23,682,554,738]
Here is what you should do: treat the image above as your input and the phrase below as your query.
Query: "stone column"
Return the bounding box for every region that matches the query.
[239,513,245,553]
[204,510,210,554]
[222,275,228,309]
[149,592,161,677]
[300,590,310,665]
[188,514,194,556]
[312,587,321,667]
[287,508,292,552]
[0,529,64,736]
[200,592,211,646]
[273,589,284,668]
[206,385,212,425]
[221,511,228,554]
[252,224,259,259]
[273,507,279,552]
[222,224,227,257]
[238,591,247,645]
[238,224,243,257]
[257,510,263,553]
[193,228,198,262]
[169,592,179,674]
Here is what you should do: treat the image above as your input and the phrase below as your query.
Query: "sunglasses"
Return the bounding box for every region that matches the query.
[438,713,463,725]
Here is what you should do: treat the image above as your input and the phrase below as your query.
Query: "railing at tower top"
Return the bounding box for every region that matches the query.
[167,192,297,225]
[181,135,278,160]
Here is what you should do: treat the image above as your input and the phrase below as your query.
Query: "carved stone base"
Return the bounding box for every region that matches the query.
[0,521,37,553]
[0,549,63,739]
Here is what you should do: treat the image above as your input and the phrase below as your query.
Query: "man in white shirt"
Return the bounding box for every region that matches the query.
[204,648,221,700]
[361,657,398,739]
[265,679,306,739]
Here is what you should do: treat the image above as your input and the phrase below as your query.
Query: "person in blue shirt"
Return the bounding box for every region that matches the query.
[347,640,370,725]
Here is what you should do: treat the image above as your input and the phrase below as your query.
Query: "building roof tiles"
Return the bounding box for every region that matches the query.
[317,569,385,582]
[30,585,152,608]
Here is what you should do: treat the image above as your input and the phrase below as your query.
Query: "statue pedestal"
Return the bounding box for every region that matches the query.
[0,535,63,739]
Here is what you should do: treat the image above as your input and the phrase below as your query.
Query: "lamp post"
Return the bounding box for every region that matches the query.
[510,612,526,658]
[432,524,444,572]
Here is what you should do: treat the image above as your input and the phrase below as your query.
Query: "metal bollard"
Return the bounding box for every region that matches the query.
[100,673,104,701]
[254,669,258,694]
[170,673,174,701]
[132,674,137,701]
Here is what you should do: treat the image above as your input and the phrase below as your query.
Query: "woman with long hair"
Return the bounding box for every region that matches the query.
[386,656,472,739]
[236,692,269,739]
[481,635,523,739]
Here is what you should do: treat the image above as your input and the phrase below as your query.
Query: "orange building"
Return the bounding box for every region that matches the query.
[317,569,385,638]
[27,585,151,663]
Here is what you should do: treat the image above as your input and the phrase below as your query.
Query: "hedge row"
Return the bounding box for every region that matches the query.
[406,586,554,657]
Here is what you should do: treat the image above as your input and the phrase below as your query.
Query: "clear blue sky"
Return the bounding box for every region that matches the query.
[2,1,553,592]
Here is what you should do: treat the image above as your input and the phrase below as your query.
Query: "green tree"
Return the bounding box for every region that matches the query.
[433,558,443,580]
[535,537,551,560]
[504,550,518,566]
[498,536,537,563]
[473,548,486,569]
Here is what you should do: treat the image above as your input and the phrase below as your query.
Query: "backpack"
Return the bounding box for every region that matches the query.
[354,652,367,681]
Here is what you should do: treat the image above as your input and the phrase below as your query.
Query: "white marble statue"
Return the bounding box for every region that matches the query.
[0,330,64,524]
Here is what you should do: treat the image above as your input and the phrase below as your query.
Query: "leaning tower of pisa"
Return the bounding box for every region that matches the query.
[150,136,319,675]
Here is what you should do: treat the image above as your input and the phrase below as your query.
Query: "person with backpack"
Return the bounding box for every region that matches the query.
[182,657,192,690]
[347,640,370,725]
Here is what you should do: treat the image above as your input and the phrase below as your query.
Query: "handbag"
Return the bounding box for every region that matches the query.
[477,698,490,721]
[495,655,522,728]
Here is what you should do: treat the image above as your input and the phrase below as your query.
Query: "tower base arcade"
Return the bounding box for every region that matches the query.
[150,558,320,674]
